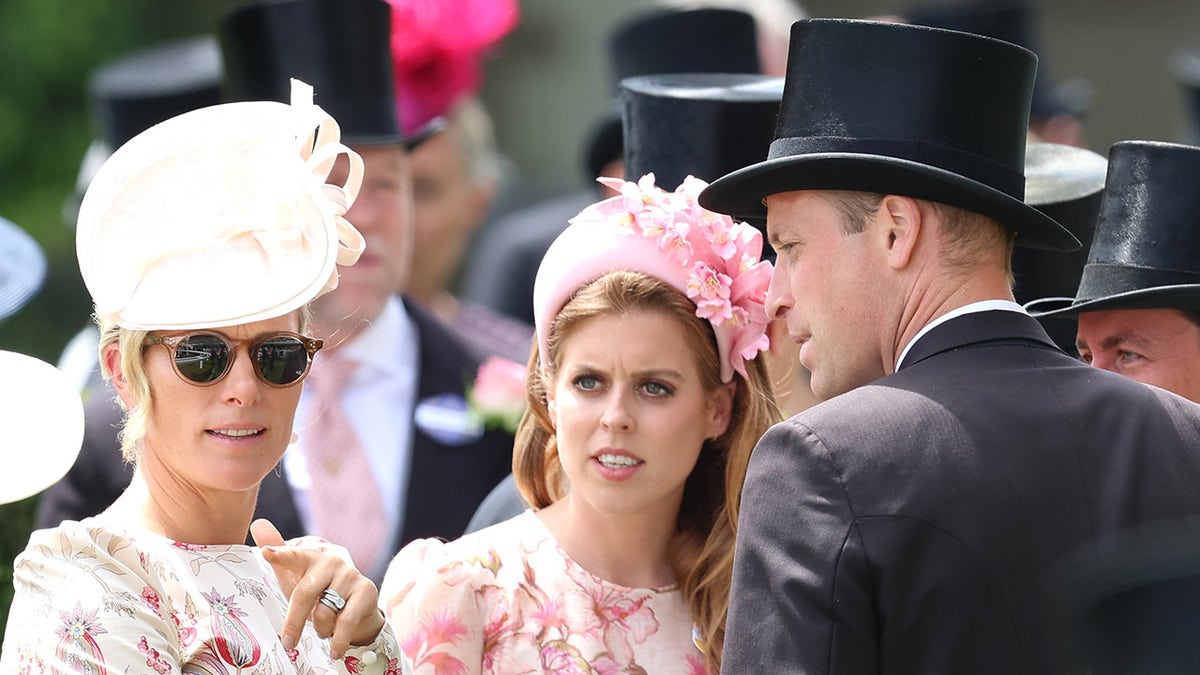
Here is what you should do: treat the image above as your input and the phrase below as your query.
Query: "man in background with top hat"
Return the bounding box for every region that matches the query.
[1034,141,1200,404]
[699,18,1200,673]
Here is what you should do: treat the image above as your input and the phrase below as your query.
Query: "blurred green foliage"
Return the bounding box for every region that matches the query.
[0,0,236,646]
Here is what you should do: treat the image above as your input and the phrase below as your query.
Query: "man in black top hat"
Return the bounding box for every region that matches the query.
[1034,141,1200,403]
[36,0,513,583]
[699,19,1200,673]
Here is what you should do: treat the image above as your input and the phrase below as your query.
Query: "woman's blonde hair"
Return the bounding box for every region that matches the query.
[513,271,781,672]
[96,308,311,462]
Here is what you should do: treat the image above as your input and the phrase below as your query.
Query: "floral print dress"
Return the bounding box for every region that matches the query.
[380,510,708,675]
[0,518,409,675]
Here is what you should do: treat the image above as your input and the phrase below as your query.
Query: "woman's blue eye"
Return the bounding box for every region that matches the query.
[643,381,671,396]
[574,375,600,391]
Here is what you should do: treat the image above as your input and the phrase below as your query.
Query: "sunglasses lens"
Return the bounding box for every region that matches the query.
[173,334,231,383]
[255,335,311,385]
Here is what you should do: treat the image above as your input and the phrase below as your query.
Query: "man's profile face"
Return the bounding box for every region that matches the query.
[763,190,889,400]
[1076,307,1200,403]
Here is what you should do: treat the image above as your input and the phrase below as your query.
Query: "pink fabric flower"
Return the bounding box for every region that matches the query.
[468,357,527,434]
[543,174,774,382]
[387,0,519,135]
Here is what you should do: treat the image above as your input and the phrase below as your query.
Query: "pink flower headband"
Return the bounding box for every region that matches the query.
[387,0,519,135]
[533,173,773,383]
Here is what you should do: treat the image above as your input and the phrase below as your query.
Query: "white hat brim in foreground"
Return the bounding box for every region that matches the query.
[0,351,84,504]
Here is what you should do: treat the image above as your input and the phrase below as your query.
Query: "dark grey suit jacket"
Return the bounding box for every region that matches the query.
[35,298,513,557]
[725,310,1200,674]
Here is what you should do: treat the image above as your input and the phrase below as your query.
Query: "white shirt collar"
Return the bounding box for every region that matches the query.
[895,299,1027,370]
[337,296,413,379]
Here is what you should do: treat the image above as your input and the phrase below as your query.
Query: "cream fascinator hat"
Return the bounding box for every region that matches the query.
[76,79,365,330]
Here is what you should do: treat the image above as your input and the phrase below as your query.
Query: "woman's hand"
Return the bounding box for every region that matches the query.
[251,518,386,660]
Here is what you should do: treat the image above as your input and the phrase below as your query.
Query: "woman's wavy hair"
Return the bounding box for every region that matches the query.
[514,270,780,672]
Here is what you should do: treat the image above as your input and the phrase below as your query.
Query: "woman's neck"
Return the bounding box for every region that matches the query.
[106,461,258,545]
[536,496,679,589]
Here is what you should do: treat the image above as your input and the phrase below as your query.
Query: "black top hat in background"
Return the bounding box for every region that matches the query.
[1013,143,1108,351]
[65,36,224,228]
[88,36,224,150]
[1033,141,1200,318]
[699,19,1079,252]
[621,73,783,191]
[220,0,430,148]
[583,7,761,182]
[905,0,1090,122]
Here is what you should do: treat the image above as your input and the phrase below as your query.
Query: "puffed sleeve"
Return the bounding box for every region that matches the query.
[722,419,878,674]
[0,526,183,675]
[379,538,489,675]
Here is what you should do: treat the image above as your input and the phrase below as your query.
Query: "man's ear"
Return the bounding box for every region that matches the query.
[103,341,135,410]
[877,194,922,270]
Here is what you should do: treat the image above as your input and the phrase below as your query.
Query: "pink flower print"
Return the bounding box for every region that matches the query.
[384,657,404,675]
[54,603,108,675]
[344,655,363,674]
[201,589,261,670]
[595,593,660,665]
[172,609,199,647]
[538,639,590,674]
[285,648,299,663]
[172,541,208,552]
[182,650,231,675]
[142,586,162,617]
[138,636,171,674]
[687,262,733,324]
[401,608,469,675]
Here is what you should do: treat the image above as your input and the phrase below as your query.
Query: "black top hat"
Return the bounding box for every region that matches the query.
[905,0,1085,122]
[621,74,782,191]
[88,36,223,149]
[1034,141,1200,318]
[583,7,761,182]
[699,19,1079,252]
[220,0,431,148]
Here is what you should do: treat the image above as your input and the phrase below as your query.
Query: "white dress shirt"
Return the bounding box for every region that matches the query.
[285,297,419,576]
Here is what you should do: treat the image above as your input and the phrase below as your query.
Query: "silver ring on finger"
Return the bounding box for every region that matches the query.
[318,588,347,614]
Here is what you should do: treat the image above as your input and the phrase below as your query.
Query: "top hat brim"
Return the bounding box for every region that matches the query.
[699,153,1081,252]
[1029,284,1200,319]
[344,115,445,151]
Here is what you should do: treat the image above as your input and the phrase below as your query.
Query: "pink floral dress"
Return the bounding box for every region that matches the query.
[0,518,409,675]
[380,510,709,674]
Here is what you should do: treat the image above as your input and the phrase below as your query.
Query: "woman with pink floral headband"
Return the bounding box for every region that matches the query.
[379,173,781,674]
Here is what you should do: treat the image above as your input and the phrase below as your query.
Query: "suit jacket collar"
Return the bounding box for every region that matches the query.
[898,310,1061,371]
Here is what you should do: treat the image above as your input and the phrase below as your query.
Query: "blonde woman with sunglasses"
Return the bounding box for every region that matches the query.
[0,81,410,675]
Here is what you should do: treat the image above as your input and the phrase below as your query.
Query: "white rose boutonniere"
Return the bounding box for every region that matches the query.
[467,356,527,434]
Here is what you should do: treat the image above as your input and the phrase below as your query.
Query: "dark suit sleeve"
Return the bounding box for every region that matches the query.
[34,389,132,528]
[723,420,877,674]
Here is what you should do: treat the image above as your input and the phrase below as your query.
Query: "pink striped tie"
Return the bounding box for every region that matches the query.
[303,351,387,576]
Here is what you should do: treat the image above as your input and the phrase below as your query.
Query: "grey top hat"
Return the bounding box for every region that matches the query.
[1033,141,1200,318]
[699,19,1080,252]
[1013,143,1107,307]
[0,216,46,322]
